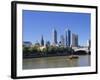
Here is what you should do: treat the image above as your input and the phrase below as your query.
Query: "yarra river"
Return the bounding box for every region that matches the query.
[23,55,90,69]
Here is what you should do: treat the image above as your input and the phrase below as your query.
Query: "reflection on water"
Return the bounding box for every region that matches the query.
[23,55,90,69]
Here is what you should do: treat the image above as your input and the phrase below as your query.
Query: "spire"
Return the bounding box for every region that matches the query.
[41,35,44,46]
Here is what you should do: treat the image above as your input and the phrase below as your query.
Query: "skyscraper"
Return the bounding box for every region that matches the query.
[41,35,44,46]
[65,29,71,47]
[65,29,67,47]
[87,39,91,50]
[75,34,78,47]
[60,35,65,46]
[53,29,57,45]
[72,33,78,47]
[46,41,50,47]
[67,29,71,47]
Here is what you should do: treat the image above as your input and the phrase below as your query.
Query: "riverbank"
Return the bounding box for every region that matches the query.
[23,51,90,59]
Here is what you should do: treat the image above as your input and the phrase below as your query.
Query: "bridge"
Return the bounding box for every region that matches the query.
[72,47,90,53]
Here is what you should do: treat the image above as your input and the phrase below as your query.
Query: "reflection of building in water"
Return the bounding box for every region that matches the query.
[67,59,78,67]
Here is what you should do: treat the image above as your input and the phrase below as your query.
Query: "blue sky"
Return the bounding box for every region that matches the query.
[23,10,90,46]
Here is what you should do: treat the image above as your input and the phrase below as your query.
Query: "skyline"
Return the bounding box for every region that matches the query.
[23,10,90,46]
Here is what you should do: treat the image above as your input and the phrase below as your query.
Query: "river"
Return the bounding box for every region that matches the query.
[23,55,90,69]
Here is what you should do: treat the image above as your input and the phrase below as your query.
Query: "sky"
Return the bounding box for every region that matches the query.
[23,10,90,46]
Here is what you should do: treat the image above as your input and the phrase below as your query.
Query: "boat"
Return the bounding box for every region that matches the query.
[68,55,79,59]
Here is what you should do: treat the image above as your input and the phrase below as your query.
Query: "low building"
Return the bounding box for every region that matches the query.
[23,41,32,47]
[39,46,46,51]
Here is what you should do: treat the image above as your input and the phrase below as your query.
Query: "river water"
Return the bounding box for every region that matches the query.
[23,55,90,69]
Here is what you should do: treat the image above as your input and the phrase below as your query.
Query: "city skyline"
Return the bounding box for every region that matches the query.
[23,10,90,46]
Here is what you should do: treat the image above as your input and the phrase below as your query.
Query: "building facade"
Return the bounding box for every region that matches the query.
[65,29,71,47]
[87,39,91,50]
[65,30,67,47]
[53,29,57,45]
[23,41,32,47]
[41,35,44,46]
[60,35,65,46]
[45,41,50,47]
[72,33,78,47]
[67,29,71,47]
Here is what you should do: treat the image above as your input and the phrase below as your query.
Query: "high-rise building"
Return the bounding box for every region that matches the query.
[67,29,71,47]
[65,29,67,47]
[46,41,50,47]
[41,35,44,46]
[72,33,78,47]
[65,29,71,47]
[76,34,78,47]
[60,35,65,46]
[87,39,91,50]
[53,29,57,45]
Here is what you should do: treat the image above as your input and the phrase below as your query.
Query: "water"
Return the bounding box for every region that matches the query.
[23,55,90,69]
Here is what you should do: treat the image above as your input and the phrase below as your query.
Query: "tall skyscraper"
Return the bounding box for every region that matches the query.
[65,29,71,47]
[60,35,65,46]
[87,39,91,50]
[65,29,67,47]
[72,33,78,47]
[41,35,44,46]
[67,29,71,47]
[53,29,57,45]
[76,34,78,47]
